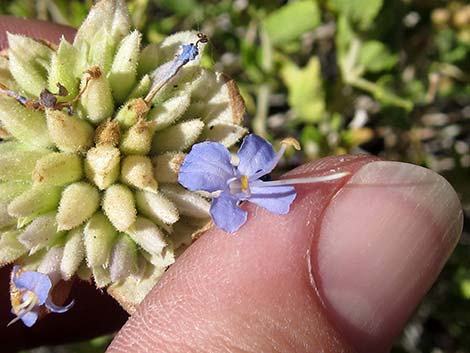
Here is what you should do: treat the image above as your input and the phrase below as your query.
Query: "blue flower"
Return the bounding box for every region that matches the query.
[179,134,351,233]
[178,134,298,233]
[9,266,74,327]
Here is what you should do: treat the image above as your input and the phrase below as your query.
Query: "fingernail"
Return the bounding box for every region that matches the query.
[313,161,463,353]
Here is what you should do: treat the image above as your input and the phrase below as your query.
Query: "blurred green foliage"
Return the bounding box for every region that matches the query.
[1,0,469,352]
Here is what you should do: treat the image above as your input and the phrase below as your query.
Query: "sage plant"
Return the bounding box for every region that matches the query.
[0,0,246,317]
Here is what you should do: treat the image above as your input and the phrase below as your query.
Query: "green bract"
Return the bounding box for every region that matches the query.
[0,0,246,313]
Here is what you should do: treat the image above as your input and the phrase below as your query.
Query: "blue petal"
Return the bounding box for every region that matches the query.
[177,44,199,64]
[210,194,247,233]
[237,134,276,178]
[179,142,235,192]
[249,183,296,214]
[45,298,74,313]
[14,271,52,305]
[20,310,39,327]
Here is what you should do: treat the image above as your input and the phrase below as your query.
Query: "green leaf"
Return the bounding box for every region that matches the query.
[280,57,325,122]
[7,33,53,97]
[48,39,82,99]
[108,30,142,103]
[0,97,53,149]
[329,0,383,29]
[263,0,321,44]
[359,41,397,73]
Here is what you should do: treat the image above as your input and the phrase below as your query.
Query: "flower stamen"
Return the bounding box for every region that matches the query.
[8,291,40,327]
[240,175,249,191]
[252,172,351,187]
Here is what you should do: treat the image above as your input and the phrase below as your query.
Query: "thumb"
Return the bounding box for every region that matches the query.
[108,156,462,353]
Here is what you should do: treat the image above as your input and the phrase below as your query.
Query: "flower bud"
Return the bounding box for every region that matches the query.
[109,234,138,282]
[37,245,64,278]
[89,29,117,75]
[0,181,31,203]
[135,190,179,225]
[46,109,94,153]
[108,262,165,314]
[120,119,155,155]
[0,56,18,89]
[160,184,211,218]
[95,119,121,146]
[84,145,120,190]
[57,182,100,231]
[84,211,117,267]
[201,123,247,147]
[80,67,114,124]
[0,97,52,148]
[102,184,137,232]
[152,152,185,183]
[121,155,158,192]
[18,212,63,254]
[109,30,142,103]
[61,227,86,280]
[126,217,167,257]
[127,74,151,99]
[7,33,53,97]
[48,39,81,99]
[74,0,130,53]
[146,93,190,131]
[0,147,50,182]
[143,247,175,268]
[115,98,149,128]
[7,186,62,219]
[151,119,204,153]
[0,181,28,227]
[32,153,83,187]
[138,43,160,76]
[92,265,111,288]
[0,0,246,312]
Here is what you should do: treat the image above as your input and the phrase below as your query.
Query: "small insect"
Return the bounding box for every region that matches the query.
[0,70,96,115]
[144,32,209,105]
[0,82,72,113]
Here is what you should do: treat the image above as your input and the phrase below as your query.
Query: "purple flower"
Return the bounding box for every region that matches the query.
[179,134,351,233]
[9,266,74,327]
[178,134,296,232]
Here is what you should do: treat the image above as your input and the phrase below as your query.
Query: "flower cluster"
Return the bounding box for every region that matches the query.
[1,0,349,327]
[0,0,246,317]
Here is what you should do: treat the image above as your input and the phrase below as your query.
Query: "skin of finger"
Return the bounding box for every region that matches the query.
[0,19,128,350]
[108,155,379,353]
[0,16,75,51]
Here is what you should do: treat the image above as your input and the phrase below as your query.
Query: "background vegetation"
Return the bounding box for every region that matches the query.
[1,0,469,352]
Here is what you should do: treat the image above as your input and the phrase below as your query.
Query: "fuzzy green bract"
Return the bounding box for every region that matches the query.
[0,0,246,314]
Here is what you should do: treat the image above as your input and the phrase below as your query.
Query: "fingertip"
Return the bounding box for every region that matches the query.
[108,155,378,353]
[314,161,463,352]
